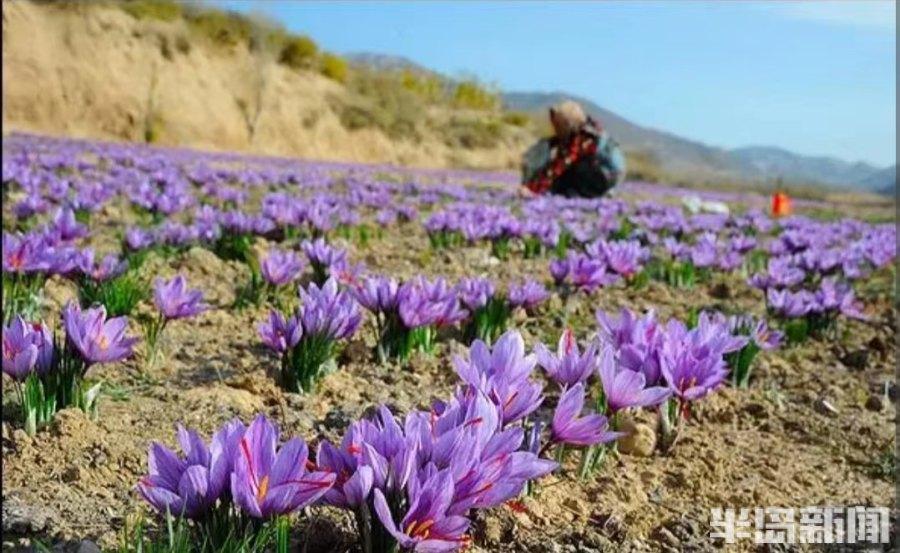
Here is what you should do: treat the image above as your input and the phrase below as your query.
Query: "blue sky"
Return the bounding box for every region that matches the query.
[220,1,896,167]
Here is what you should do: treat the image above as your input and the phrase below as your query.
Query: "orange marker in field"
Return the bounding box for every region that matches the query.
[771,192,792,217]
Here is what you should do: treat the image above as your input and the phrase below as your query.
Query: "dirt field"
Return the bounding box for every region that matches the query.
[2,137,895,553]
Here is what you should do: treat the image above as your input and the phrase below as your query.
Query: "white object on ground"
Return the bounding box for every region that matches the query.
[682,195,730,215]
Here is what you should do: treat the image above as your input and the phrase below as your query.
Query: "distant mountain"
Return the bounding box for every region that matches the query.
[858,165,896,195]
[347,54,890,192]
[504,91,888,191]
[729,146,883,189]
[345,52,437,76]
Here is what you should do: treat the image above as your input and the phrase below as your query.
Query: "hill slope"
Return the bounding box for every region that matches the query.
[1,1,531,171]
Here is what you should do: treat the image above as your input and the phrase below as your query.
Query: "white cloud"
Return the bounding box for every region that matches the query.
[768,1,895,31]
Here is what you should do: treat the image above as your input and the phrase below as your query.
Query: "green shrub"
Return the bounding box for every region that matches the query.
[320,53,349,83]
[338,69,424,139]
[251,27,288,54]
[120,0,182,21]
[186,9,254,47]
[501,111,532,127]
[174,33,191,54]
[279,36,319,69]
[144,115,164,144]
[442,117,504,149]
[400,70,446,103]
[452,80,499,111]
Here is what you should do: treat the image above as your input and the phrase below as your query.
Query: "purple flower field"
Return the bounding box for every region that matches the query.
[1,132,896,552]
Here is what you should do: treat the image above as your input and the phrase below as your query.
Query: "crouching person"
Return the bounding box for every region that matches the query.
[521,100,626,199]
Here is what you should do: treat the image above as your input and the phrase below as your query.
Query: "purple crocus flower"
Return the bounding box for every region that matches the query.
[452,331,543,426]
[398,277,468,329]
[534,329,598,388]
[748,318,783,351]
[766,288,811,318]
[662,237,689,259]
[507,280,549,310]
[3,232,50,274]
[568,254,619,292]
[257,310,303,353]
[372,470,470,553]
[77,250,128,283]
[62,303,139,365]
[688,234,718,268]
[599,240,648,277]
[351,275,400,314]
[596,308,664,385]
[124,227,155,251]
[597,345,671,413]
[96,254,129,282]
[693,312,750,354]
[298,277,362,339]
[301,238,348,272]
[137,420,245,519]
[231,414,335,519]
[315,441,374,509]
[260,249,305,287]
[49,207,88,242]
[549,258,570,285]
[153,275,208,320]
[2,317,54,381]
[455,277,495,311]
[816,277,866,320]
[551,383,623,447]
[353,405,418,496]
[766,256,806,288]
[659,322,730,402]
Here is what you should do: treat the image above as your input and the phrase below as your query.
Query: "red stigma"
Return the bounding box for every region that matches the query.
[463,417,483,428]
[506,500,528,514]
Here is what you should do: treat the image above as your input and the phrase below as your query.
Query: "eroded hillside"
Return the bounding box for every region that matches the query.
[2,0,534,170]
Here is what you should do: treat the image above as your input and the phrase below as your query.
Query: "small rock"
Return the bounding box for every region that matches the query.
[814,398,839,416]
[840,349,869,371]
[75,541,102,553]
[321,408,352,431]
[1,423,13,453]
[512,307,528,323]
[589,512,625,541]
[11,429,30,449]
[709,282,731,299]
[339,339,370,365]
[653,526,681,547]
[617,418,656,457]
[483,516,503,544]
[62,465,87,483]
[865,394,884,412]
[2,497,51,534]
[50,408,92,437]
[868,336,887,356]
[562,496,587,516]
[743,402,768,419]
